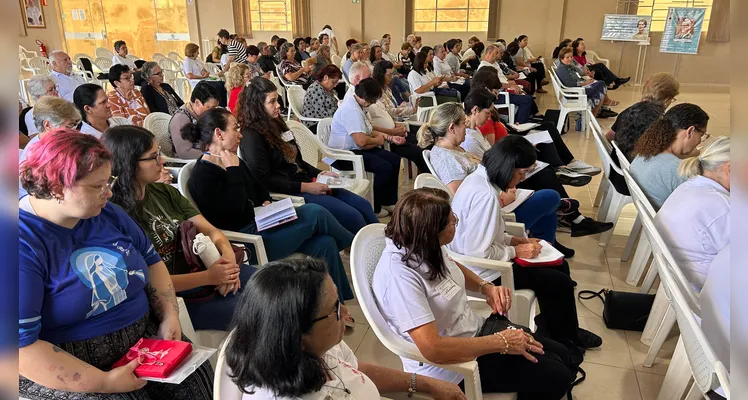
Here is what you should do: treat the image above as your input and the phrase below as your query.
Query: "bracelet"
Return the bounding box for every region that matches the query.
[407,372,417,397]
[494,332,509,354]
[478,280,493,295]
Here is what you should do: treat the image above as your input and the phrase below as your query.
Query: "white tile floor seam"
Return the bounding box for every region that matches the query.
[339,85,730,399]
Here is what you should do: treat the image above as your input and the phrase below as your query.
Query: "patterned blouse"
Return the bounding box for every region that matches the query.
[107,89,150,126]
[301,81,338,128]
[280,60,310,86]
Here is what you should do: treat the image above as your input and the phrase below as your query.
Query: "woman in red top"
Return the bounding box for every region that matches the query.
[571,38,629,89]
[225,64,250,112]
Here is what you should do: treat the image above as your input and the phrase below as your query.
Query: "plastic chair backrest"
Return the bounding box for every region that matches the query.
[622,168,656,220]
[414,173,453,201]
[611,140,631,170]
[19,45,38,60]
[422,149,436,174]
[95,47,114,59]
[287,86,307,118]
[588,109,620,180]
[158,58,181,72]
[177,160,198,208]
[168,51,183,62]
[143,112,176,157]
[655,252,726,396]
[275,63,296,87]
[214,330,243,400]
[316,118,334,147]
[152,53,167,61]
[287,120,321,166]
[27,57,51,75]
[126,54,139,62]
[94,57,113,71]
[204,62,221,76]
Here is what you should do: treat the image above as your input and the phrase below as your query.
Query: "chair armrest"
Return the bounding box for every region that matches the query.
[503,212,516,222]
[220,230,269,266]
[326,152,367,182]
[446,250,515,292]
[270,193,306,207]
[299,116,322,123]
[163,156,191,165]
[505,222,527,238]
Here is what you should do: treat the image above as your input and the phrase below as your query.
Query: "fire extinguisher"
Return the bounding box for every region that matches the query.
[36,40,48,58]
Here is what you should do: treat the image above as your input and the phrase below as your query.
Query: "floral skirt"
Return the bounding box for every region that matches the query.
[584,80,607,109]
[19,312,214,400]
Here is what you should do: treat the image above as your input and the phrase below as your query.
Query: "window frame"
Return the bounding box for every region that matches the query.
[413,0,490,33]
[250,0,292,32]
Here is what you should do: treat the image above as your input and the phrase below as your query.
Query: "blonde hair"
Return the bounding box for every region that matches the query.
[185,43,200,58]
[416,103,465,148]
[33,97,81,132]
[679,136,730,178]
[225,64,250,91]
[642,72,680,104]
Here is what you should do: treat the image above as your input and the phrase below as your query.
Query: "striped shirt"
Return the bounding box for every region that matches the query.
[228,39,248,64]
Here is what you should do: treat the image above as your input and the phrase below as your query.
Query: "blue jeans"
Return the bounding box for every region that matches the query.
[391,77,410,104]
[511,189,560,244]
[496,93,534,123]
[301,189,378,235]
[182,265,256,331]
[241,203,355,302]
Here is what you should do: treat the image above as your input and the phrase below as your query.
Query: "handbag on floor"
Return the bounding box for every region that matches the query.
[543,109,571,133]
[578,289,655,332]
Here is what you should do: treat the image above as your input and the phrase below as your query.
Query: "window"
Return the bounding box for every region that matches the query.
[637,0,713,32]
[414,0,489,32]
[250,0,292,31]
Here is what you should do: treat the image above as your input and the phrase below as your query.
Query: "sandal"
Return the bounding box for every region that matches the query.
[604,99,620,107]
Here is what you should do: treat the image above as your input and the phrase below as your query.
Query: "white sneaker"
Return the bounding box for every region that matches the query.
[382,205,395,213]
[376,209,391,218]
[566,160,601,176]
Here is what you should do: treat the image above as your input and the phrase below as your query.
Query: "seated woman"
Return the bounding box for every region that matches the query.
[655,137,730,291]
[512,35,549,93]
[228,258,464,399]
[556,47,617,118]
[433,44,471,100]
[408,51,460,106]
[19,130,213,399]
[74,83,130,137]
[103,125,252,331]
[448,140,602,349]
[293,37,311,62]
[572,38,629,89]
[372,60,419,127]
[630,103,709,210]
[279,42,314,88]
[504,41,544,95]
[396,42,414,76]
[183,43,211,88]
[106,64,150,126]
[22,75,60,136]
[225,64,250,112]
[140,61,184,115]
[465,42,484,72]
[301,65,342,131]
[169,82,221,159]
[238,77,377,235]
[182,107,356,311]
[328,78,403,218]
[372,44,410,103]
[373,189,579,398]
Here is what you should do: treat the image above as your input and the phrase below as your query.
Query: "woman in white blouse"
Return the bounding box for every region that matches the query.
[373,188,579,399]
[183,43,210,88]
[226,258,465,400]
[655,136,731,291]
[408,51,459,106]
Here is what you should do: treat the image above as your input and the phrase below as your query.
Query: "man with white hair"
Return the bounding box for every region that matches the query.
[22,75,58,136]
[477,44,536,123]
[345,61,372,99]
[49,50,86,102]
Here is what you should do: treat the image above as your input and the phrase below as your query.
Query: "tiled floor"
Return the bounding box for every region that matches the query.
[339,84,730,399]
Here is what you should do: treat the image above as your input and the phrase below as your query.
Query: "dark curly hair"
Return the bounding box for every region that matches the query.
[612,101,666,160]
[633,103,709,159]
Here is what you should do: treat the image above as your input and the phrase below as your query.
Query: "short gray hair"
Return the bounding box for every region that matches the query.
[32,96,81,132]
[257,41,268,52]
[48,50,66,64]
[28,75,56,101]
[349,61,370,84]
[433,44,444,53]
[141,61,160,78]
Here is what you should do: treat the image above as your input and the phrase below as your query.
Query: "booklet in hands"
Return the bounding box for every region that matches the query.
[254,198,298,231]
[514,240,564,267]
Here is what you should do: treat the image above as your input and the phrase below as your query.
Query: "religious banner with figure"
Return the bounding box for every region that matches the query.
[601,14,652,42]
[659,7,706,54]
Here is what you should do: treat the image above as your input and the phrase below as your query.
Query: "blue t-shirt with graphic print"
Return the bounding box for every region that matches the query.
[19,201,161,347]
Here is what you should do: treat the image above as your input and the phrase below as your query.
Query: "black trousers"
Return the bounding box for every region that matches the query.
[333,147,400,212]
[531,61,547,81]
[390,141,428,175]
[509,121,574,168]
[493,261,580,344]
[474,334,575,399]
[587,63,618,85]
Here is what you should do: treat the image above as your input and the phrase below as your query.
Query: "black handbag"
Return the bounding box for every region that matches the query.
[578,289,655,332]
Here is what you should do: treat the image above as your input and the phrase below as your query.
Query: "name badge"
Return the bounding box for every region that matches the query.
[281,130,295,142]
[435,277,460,301]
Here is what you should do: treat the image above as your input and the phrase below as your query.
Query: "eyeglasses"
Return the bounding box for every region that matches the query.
[138,146,163,162]
[311,299,340,324]
[696,128,710,143]
[81,176,118,197]
[448,211,459,227]
[152,71,164,76]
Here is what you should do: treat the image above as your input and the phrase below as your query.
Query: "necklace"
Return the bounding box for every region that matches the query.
[322,366,350,399]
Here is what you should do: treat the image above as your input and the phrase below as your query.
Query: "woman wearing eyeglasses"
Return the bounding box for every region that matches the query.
[629,103,710,210]
[102,125,254,333]
[226,257,465,400]
[139,61,184,115]
[19,130,214,399]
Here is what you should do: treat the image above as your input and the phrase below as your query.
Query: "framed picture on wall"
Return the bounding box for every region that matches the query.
[20,0,45,29]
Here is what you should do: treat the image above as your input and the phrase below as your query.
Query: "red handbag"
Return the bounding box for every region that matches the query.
[112,338,193,379]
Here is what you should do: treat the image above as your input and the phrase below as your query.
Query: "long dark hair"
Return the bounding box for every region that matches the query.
[181,107,235,151]
[385,188,452,281]
[552,39,572,59]
[101,125,156,220]
[236,77,296,161]
[73,83,105,123]
[369,45,382,63]
[633,103,709,159]
[473,42,485,59]
[613,101,666,160]
[226,258,330,397]
[471,67,502,91]
[483,135,537,191]
[571,38,585,57]
[413,52,431,74]
[372,60,394,89]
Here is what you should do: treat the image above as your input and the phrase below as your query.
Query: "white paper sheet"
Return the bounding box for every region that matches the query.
[142,345,216,385]
[517,240,564,264]
[523,161,549,180]
[254,198,298,231]
[518,72,527,80]
[523,130,554,145]
[512,122,541,132]
[501,189,535,213]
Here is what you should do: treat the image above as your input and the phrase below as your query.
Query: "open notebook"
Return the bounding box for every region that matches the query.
[501,189,535,214]
[254,198,298,231]
[515,240,564,267]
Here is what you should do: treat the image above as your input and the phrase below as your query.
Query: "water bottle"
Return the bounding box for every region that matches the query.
[575,116,582,131]
[193,233,234,295]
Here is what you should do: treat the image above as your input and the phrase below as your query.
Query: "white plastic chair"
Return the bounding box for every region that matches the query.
[413,173,453,201]
[288,120,372,204]
[286,86,321,124]
[275,63,302,90]
[494,91,516,125]
[549,65,588,136]
[331,54,342,68]
[26,57,51,76]
[168,51,184,62]
[585,50,610,68]
[351,224,518,400]
[93,57,113,74]
[422,149,436,174]
[95,47,114,59]
[204,62,222,78]
[19,45,38,61]
[213,329,242,400]
[152,52,167,61]
[654,252,729,400]
[143,112,190,164]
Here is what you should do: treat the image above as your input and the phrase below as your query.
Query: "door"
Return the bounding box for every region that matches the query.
[59,0,108,58]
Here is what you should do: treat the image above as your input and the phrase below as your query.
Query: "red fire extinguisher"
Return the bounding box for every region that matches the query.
[36,39,48,58]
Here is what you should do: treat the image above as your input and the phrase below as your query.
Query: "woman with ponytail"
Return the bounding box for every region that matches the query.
[655,136,730,291]
[180,107,357,314]
[630,103,709,209]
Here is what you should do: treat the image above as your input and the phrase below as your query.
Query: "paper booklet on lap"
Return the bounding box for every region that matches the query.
[501,189,535,214]
[512,122,541,132]
[523,160,549,180]
[254,198,298,231]
[316,174,354,189]
[514,240,564,267]
[111,338,215,384]
[518,72,527,80]
[523,130,554,146]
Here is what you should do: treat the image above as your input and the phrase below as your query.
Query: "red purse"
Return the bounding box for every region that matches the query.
[112,338,193,379]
